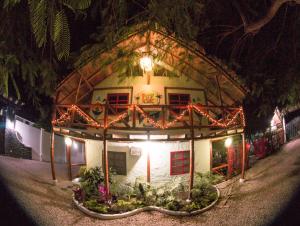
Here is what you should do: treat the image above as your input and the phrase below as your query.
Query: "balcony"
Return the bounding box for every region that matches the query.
[52,103,245,141]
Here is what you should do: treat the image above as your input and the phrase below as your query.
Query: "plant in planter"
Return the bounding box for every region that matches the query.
[73,186,84,202]
[191,175,218,208]
[83,199,108,214]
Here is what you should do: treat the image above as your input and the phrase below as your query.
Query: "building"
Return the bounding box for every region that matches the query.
[51,25,247,193]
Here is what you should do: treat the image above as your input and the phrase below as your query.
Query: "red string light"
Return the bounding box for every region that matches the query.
[52,104,245,130]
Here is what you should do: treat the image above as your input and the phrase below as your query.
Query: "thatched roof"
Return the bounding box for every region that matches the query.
[54,25,247,106]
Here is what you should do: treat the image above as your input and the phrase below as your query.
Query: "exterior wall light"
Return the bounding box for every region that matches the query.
[224,137,233,148]
[65,137,72,146]
[139,56,153,72]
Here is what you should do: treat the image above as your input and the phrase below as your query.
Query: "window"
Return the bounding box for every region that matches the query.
[170,151,190,175]
[169,93,190,114]
[107,93,129,114]
[108,151,126,175]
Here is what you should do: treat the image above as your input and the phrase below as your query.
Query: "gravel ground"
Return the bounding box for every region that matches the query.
[1,139,300,226]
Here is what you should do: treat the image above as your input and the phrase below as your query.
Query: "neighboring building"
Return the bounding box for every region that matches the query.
[51,25,247,192]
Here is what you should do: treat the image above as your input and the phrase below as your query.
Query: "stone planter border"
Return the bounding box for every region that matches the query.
[73,186,220,220]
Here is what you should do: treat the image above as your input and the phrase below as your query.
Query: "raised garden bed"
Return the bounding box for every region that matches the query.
[72,167,222,219]
[73,187,219,219]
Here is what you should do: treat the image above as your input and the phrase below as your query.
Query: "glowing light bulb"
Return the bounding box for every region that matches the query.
[224,137,232,148]
[139,56,153,72]
[65,137,72,146]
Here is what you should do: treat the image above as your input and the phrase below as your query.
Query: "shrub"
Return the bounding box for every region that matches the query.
[80,167,105,200]
[165,199,183,211]
[110,199,143,213]
[83,199,108,213]
[195,172,224,185]
[182,202,200,212]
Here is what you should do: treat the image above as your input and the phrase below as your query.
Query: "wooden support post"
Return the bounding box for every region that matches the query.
[50,99,58,181]
[50,131,56,181]
[162,106,166,128]
[147,132,150,183]
[66,143,72,180]
[103,102,110,194]
[147,150,151,183]
[241,133,246,180]
[188,106,195,199]
[132,104,136,128]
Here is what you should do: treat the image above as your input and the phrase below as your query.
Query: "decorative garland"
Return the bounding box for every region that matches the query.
[52,104,245,129]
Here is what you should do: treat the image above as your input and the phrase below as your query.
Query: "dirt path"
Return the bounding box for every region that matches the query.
[1,139,300,226]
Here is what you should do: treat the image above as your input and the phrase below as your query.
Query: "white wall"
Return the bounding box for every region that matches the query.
[15,120,41,160]
[85,139,103,169]
[41,133,66,163]
[85,139,211,186]
[194,139,211,173]
[9,117,68,163]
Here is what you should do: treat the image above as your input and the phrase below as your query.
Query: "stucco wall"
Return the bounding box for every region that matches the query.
[15,120,41,160]
[41,133,66,163]
[85,139,211,186]
[85,139,103,169]
[194,139,211,173]
[92,73,206,105]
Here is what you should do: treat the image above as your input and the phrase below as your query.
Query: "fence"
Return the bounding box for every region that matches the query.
[286,116,300,141]
[5,115,85,164]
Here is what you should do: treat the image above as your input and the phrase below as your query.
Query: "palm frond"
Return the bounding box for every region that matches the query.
[62,0,92,10]
[53,10,70,60]
[28,0,47,47]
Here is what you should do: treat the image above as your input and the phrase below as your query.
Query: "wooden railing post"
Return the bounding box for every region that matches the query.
[241,132,246,182]
[188,105,195,199]
[132,104,136,128]
[50,101,57,181]
[66,142,72,180]
[103,102,110,193]
[50,131,56,181]
[162,106,166,128]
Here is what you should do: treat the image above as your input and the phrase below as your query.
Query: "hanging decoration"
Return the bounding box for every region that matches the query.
[53,104,245,130]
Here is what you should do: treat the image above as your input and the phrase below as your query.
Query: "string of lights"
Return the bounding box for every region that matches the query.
[52,104,245,129]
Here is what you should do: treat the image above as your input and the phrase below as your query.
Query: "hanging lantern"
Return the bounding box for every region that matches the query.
[139,55,153,72]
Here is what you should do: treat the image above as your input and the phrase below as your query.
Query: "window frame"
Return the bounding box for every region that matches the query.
[170,150,190,175]
[107,93,129,115]
[168,93,190,114]
[108,151,127,175]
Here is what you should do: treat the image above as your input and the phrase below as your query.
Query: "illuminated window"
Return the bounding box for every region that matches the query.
[169,93,190,114]
[170,151,190,175]
[107,93,129,114]
[108,151,126,175]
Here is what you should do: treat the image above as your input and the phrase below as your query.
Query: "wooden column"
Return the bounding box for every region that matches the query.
[147,133,150,183]
[66,143,72,180]
[50,131,56,180]
[241,133,246,180]
[147,150,150,183]
[188,106,195,199]
[50,99,57,181]
[103,102,110,193]
[132,104,136,128]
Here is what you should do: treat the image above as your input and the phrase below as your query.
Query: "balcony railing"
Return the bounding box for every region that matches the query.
[52,103,245,131]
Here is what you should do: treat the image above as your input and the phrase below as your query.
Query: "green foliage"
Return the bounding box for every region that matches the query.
[182,202,200,212]
[110,199,142,213]
[28,0,47,48]
[2,0,21,9]
[191,175,218,208]
[80,167,104,199]
[0,53,20,98]
[83,199,108,213]
[27,0,92,60]
[78,166,87,178]
[166,199,183,211]
[195,172,224,185]
[53,10,70,60]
